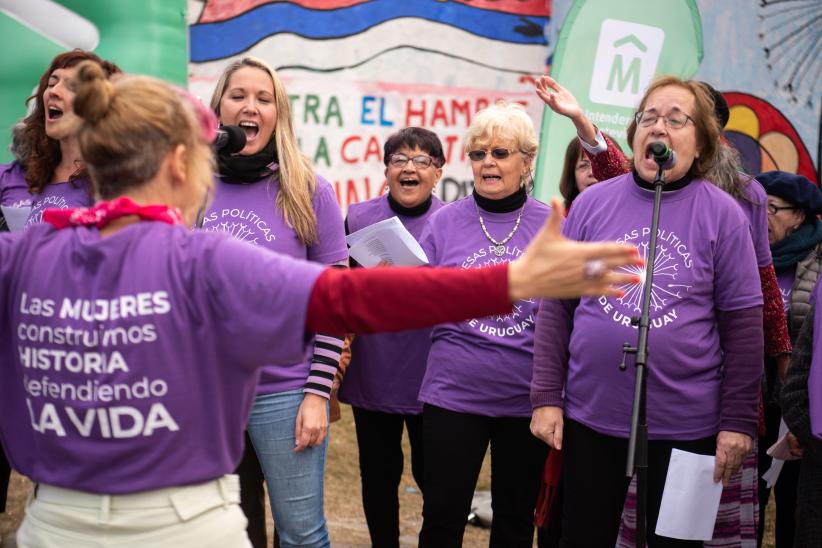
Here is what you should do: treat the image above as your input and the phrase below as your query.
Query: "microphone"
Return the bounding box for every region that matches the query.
[214,125,247,153]
[647,142,676,170]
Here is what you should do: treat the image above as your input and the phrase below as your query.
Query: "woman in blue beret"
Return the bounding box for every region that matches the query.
[759,170,822,547]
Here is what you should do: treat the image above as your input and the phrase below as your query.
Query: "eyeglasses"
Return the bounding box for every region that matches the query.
[634,110,694,129]
[388,154,435,169]
[767,204,799,215]
[467,148,519,162]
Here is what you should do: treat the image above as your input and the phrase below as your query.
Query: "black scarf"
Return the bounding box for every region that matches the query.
[632,170,693,192]
[472,186,527,213]
[217,140,278,183]
[772,220,822,273]
[388,193,433,217]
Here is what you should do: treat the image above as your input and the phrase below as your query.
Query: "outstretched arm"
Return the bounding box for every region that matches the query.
[306,199,642,334]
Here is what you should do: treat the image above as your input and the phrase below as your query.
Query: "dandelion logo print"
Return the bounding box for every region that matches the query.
[618,242,692,312]
[215,221,259,245]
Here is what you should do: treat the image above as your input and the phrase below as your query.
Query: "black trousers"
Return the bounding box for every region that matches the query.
[236,431,271,548]
[559,419,715,548]
[419,404,549,548]
[352,406,423,548]
[0,445,10,513]
[757,402,799,548]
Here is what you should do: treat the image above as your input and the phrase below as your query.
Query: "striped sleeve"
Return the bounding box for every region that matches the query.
[304,334,344,398]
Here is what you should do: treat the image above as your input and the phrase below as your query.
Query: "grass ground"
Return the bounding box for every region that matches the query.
[0,405,776,547]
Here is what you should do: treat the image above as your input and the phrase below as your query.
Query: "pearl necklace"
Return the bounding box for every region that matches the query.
[476,202,526,257]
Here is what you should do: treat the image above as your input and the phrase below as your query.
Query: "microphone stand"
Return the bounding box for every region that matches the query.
[620,160,667,548]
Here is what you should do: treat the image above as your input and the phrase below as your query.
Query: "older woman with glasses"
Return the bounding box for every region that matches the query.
[536,75,788,547]
[531,76,764,546]
[415,102,552,547]
[338,127,445,547]
[757,171,822,547]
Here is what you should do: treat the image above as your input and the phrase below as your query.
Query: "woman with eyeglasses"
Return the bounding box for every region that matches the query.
[531,76,764,546]
[536,75,788,547]
[757,171,822,547]
[202,57,347,548]
[413,101,551,547]
[336,127,444,547]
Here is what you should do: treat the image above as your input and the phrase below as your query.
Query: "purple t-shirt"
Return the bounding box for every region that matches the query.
[0,162,33,208]
[558,174,762,439]
[339,194,444,414]
[0,222,322,494]
[736,177,771,268]
[27,178,93,226]
[418,195,550,417]
[202,173,347,395]
[777,267,795,315]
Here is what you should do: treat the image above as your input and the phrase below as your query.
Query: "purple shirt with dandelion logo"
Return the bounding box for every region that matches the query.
[556,173,762,439]
[339,193,444,414]
[0,223,322,493]
[28,180,94,226]
[417,195,550,417]
[202,172,347,395]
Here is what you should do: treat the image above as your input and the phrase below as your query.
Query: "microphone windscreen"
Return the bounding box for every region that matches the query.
[217,125,247,154]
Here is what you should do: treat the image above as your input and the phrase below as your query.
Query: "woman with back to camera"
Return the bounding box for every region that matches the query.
[0,61,642,548]
[537,75,789,547]
[203,57,347,548]
[416,101,553,547]
[0,49,120,228]
[531,76,764,547]
[338,127,445,547]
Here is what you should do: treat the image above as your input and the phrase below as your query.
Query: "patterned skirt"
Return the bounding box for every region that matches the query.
[617,440,758,547]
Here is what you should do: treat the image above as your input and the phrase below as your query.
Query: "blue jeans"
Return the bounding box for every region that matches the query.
[247,389,330,548]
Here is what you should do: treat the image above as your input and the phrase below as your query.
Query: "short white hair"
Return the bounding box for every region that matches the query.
[464,101,538,162]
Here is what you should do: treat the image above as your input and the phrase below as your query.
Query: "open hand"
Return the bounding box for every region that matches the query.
[508,199,642,301]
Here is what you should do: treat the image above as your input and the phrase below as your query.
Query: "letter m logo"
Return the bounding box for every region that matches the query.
[590,20,665,108]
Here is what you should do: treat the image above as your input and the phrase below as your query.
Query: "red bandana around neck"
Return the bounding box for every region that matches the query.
[43,197,183,230]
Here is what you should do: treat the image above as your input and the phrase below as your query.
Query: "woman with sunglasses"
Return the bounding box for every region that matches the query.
[757,171,822,547]
[203,57,347,548]
[337,127,445,547]
[0,62,642,547]
[0,50,120,229]
[415,101,551,547]
[531,76,764,546]
[536,75,788,547]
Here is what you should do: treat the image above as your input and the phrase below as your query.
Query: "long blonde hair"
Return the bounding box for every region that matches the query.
[211,57,318,245]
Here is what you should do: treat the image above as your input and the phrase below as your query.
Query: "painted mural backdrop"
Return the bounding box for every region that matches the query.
[0,1,817,204]
[188,0,552,212]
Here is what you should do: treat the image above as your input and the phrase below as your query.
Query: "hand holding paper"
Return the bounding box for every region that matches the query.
[346,216,429,267]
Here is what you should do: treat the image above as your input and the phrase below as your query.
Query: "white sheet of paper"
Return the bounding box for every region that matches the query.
[345,216,403,247]
[1,205,31,232]
[346,216,429,267]
[655,449,723,541]
[763,419,799,489]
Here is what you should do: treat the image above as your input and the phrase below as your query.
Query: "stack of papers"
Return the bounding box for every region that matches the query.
[346,216,429,267]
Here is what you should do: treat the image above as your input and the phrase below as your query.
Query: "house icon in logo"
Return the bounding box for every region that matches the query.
[589,20,665,108]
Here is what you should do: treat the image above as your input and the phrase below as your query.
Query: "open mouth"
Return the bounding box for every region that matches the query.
[482,175,502,182]
[239,121,259,140]
[47,107,63,121]
[399,178,420,188]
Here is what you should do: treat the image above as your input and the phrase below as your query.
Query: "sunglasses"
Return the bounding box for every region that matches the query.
[467,148,519,162]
